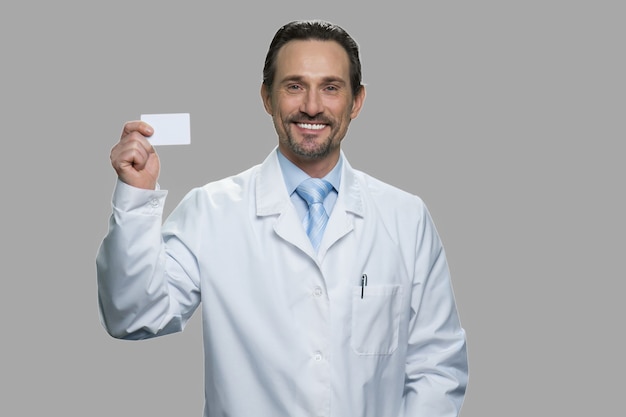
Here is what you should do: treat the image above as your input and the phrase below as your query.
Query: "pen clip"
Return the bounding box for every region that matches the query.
[361,274,367,299]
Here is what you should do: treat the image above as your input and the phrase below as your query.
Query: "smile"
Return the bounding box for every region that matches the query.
[296,123,326,130]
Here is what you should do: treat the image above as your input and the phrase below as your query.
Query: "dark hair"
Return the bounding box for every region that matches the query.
[262,20,363,97]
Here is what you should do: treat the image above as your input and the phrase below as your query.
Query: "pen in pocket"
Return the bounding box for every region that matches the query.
[361,274,367,299]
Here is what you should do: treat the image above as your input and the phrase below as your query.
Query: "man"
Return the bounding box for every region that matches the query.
[97,20,468,417]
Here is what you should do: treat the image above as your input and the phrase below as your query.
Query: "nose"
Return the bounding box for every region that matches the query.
[299,89,323,116]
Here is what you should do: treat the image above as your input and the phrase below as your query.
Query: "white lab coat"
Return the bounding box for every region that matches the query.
[96,148,468,417]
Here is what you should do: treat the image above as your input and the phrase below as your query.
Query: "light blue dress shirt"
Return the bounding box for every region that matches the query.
[276,149,341,223]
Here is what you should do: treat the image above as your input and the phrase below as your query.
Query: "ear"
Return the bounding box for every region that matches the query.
[261,83,273,115]
[350,85,366,120]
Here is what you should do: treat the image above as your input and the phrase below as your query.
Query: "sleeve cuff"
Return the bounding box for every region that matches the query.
[111,178,169,214]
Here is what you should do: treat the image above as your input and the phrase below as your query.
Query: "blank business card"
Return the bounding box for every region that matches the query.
[140,113,191,146]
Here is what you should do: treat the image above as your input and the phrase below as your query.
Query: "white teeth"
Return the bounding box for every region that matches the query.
[297,123,326,130]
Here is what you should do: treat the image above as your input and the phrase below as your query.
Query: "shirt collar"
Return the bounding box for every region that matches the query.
[276,149,342,195]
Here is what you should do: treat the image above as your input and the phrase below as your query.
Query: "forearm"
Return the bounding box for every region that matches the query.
[96,180,193,339]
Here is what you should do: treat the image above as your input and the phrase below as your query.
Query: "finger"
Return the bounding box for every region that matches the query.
[121,147,150,171]
[111,135,151,170]
[121,120,154,139]
[119,129,157,157]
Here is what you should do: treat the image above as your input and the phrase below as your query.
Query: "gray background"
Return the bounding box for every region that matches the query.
[2,1,623,416]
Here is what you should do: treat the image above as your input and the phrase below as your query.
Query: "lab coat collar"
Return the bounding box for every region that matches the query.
[255,147,364,218]
[255,147,365,260]
[255,148,291,216]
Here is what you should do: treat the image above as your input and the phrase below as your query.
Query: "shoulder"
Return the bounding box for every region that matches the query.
[179,164,261,209]
[353,168,426,211]
[347,167,436,241]
[349,168,444,253]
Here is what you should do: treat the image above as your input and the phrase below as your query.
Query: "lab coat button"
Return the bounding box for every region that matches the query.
[314,352,323,361]
[313,287,323,297]
[149,198,159,208]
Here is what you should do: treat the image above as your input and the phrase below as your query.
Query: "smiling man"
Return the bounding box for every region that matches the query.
[261,37,365,177]
[97,20,468,417]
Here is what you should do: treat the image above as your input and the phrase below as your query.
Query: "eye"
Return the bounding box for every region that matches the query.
[287,84,302,91]
[323,84,341,94]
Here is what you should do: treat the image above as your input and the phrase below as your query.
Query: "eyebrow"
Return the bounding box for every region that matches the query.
[279,75,348,86]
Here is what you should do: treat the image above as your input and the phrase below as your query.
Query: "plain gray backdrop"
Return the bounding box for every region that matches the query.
[2,1,623,416]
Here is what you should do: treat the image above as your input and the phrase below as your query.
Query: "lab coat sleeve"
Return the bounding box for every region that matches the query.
[96,179,201,340]
[403,201,468,416]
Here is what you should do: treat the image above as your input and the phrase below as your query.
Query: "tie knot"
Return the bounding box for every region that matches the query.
[296,178,333,206]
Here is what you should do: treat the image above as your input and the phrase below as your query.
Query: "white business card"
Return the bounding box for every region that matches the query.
[140,113,191,146]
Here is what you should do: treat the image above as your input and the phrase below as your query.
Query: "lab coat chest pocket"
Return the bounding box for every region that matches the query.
[351,284,402,355]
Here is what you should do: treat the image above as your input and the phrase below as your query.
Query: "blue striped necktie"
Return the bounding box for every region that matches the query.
[296,178,333,251]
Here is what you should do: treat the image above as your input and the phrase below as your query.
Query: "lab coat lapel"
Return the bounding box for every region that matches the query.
[255,149,313,256]
[254,149,365,259]
[317,155,365,259]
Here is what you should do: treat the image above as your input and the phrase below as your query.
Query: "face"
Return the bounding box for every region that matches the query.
[262,40,365,169]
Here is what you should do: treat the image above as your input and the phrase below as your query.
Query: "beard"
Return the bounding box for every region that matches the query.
[278,114,340,160]
[283,131,337,159]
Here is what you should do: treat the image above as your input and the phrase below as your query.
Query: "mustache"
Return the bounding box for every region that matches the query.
[290,113,332,125]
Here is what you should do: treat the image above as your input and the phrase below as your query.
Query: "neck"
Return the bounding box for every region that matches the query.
[280,148,340,178]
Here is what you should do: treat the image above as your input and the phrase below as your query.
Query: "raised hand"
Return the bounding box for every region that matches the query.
[110,121,160,190]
